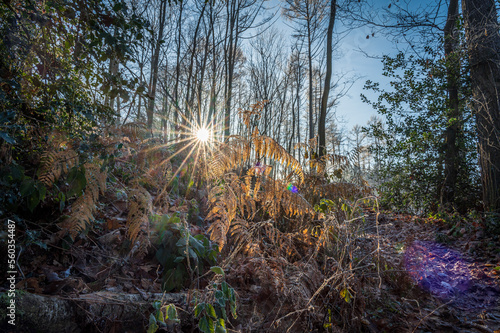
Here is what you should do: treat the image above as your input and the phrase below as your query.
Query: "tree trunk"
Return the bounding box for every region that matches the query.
[174,2,183,129]
[223,1,236,139]
[307,18,314,143]
[318,0,336,157]
[441,0,460,207]
[146,0,167,130]
[185,3,207,127]
[207,2,218,128]
[462,0,500,213]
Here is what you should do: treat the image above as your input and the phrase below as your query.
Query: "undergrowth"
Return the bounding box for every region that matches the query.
[1,102,403,332]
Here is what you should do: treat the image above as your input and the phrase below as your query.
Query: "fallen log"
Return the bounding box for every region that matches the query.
[0,291,187,333]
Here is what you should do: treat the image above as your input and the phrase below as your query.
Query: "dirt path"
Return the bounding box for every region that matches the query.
[365,211,500,332]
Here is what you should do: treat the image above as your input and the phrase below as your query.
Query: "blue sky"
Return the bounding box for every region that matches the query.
[261,0,400,130]
[334,24,395,129]
[258,0,451,132]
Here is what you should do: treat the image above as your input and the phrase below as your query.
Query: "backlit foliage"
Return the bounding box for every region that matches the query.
[205,102,371,258]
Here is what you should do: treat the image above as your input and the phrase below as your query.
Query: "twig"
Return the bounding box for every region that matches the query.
[411,301,453,333]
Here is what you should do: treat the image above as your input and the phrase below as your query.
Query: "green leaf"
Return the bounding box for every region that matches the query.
[229,288,237,318]
[152,300,161,311]
[155,308,165,323]
[147,313,158,333]
[229,286,236,303]
[194,303,205,318]
[215,318,226,333]
[37,183,46,201]
[174,256,185,263]
[210,266,225,276]
[188,235,205,254]
[27,191,40,212]
[20,179,35,197]
[205,304,217,319]
[198,315,215,333]
[166,304,179,322]
[58,192,66,212]
[230,302,237,319]
[162,266,186,292]
[340,288,351,303]
[67,167,87,198]
[220,307,227,321]
[221,281,229,298]
[215,290,225,307]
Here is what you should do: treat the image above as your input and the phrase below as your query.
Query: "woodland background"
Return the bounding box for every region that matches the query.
[1,0,500,332]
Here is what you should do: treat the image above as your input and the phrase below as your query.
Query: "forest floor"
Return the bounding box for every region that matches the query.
[359,211,500,333]
[2,201,500,333]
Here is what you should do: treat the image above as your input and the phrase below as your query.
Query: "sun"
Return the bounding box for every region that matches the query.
[195,127,210,142]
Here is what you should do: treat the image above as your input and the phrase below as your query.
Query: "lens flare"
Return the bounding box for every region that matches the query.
[287,183,298,193]
[195,127,210,142]
[404,240,500,309]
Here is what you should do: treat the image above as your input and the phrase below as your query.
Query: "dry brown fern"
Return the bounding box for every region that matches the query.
[206,174,240,250]
[39,145,79,187]
[125,185,152,256]
[62,163,107,238]
[208,133,304,184]
[206,171,313,252]
[120,121,148,142]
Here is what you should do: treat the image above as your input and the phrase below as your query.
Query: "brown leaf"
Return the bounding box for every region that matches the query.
[16,277,43,293]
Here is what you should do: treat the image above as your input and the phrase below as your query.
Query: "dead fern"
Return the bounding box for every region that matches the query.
[125,185,152,256]
[120,121,148,142]
[39,143,79,188]
[61,163,107,238]
[206,170,315,252]
[208,132,304,184]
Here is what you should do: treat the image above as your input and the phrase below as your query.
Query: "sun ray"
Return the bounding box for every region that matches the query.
[167,140,201,186]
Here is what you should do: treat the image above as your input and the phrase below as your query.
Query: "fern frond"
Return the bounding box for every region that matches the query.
[208,134,304,184]
[120,121,148,142]
[257,178,313,219]
[207,175,240,250]
[252,135,304,184]
[39,148,79,187]
[62,163,107,238]
[126,185,152,254]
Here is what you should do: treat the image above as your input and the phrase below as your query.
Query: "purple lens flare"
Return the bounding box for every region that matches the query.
[404,240,500,310]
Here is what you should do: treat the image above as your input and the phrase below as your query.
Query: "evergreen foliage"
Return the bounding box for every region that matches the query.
[362,50,481,214]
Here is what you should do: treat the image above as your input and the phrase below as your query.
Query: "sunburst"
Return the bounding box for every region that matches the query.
[194,126,210,143]
[146,110,222,191]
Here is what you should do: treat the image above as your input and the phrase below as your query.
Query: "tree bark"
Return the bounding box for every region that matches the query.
[0,291,186,333]
[185,2,207,127]
[174,2,183,129]
[318,0,336,157]
[146,0,167,130]
[441,0,460,207]
[462,0,500,213]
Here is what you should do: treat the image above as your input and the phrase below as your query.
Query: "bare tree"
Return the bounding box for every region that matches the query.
[318,0,337,157]
[283,0,327,142]
[146,0,169,129]
[223,0,268,139]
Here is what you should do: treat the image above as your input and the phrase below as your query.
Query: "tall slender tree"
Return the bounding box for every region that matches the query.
[318,0,337,157]
[283,0,327,143]
[462,0,500,213]
[146,0,168,129]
